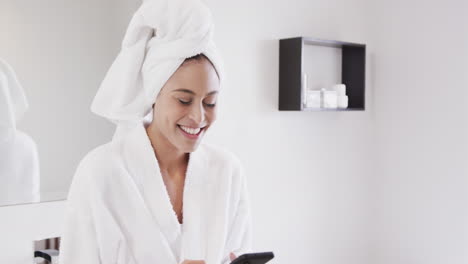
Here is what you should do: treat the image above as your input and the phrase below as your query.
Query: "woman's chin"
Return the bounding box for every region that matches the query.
[181,141,202,153]
[175,128,205,152]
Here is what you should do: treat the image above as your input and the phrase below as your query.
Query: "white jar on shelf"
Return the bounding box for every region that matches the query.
[323,90,338,109]
[333,84,347,96]
[337,95,348,109]
[306,90,321,108]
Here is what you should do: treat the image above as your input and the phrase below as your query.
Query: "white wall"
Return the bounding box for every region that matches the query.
[367,0,468,263]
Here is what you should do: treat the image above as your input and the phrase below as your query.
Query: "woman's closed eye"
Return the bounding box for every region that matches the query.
[178,99,191,105]
[204,102,216,107]
[178,99,216,108]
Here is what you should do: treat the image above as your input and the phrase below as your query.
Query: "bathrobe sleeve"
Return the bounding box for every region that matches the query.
[59,203,101,263]
[222,159,253,264]
[59,158,101,264]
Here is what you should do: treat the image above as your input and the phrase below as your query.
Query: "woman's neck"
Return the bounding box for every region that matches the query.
[145,124,188,179]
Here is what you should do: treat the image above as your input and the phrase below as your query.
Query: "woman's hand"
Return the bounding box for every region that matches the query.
[181,260,205,264]
[229,252,237,261]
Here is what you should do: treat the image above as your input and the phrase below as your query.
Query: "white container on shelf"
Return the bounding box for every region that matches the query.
[333,84,347,96]
[337,95,349,109]
[320,88,326,108]
[323,90,338,109]
[306,90,321,108]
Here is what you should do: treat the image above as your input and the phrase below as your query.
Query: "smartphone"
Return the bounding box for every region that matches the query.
[230,252,274,264]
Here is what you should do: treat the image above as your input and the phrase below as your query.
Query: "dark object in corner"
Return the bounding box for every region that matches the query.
[34,249,59,263]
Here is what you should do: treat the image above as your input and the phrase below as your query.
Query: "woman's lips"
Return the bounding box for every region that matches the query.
[177,125,204,139]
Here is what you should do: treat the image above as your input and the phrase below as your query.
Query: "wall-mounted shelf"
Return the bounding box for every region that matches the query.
[278,36,366,111]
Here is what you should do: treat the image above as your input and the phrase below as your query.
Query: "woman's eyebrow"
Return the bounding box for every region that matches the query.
[172,88,218,96]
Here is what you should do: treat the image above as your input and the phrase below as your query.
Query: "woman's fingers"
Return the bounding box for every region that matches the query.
[229,252,237,261]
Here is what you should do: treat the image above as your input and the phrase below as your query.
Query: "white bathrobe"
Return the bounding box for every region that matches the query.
[0,58,40,206]
[59,123,252,264]
[0,130,40,206]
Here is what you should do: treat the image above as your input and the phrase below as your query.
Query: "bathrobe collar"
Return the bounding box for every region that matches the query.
[120,123,208,262]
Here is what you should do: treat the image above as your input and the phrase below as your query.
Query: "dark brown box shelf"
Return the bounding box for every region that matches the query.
[279,36,366,111]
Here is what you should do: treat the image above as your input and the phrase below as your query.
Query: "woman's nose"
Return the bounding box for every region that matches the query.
[188,103,205,124]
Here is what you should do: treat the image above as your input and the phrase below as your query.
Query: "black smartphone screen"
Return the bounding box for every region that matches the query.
[230,252,274,264]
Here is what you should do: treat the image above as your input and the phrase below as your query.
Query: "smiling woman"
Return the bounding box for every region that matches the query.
[58,0,253,263]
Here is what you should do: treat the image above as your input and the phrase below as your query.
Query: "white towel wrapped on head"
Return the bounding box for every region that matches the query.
[91,0,225,132]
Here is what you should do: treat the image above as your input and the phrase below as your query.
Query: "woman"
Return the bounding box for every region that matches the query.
[59,0,252,264]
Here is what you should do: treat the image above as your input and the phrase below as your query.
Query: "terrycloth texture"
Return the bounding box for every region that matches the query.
[0,58,28,141]
[90,0,224,140]
[59,123,253,264]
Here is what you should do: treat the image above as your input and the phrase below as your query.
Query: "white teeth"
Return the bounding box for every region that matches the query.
[179,125,201,135]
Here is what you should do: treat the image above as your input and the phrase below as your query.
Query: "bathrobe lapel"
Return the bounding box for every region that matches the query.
[118,124,178,263]
[121,123,209,263]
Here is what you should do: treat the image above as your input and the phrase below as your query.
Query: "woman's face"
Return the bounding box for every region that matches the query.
[151,57,220,153]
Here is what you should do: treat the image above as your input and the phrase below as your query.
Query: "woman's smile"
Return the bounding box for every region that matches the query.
[177,124,205,139]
